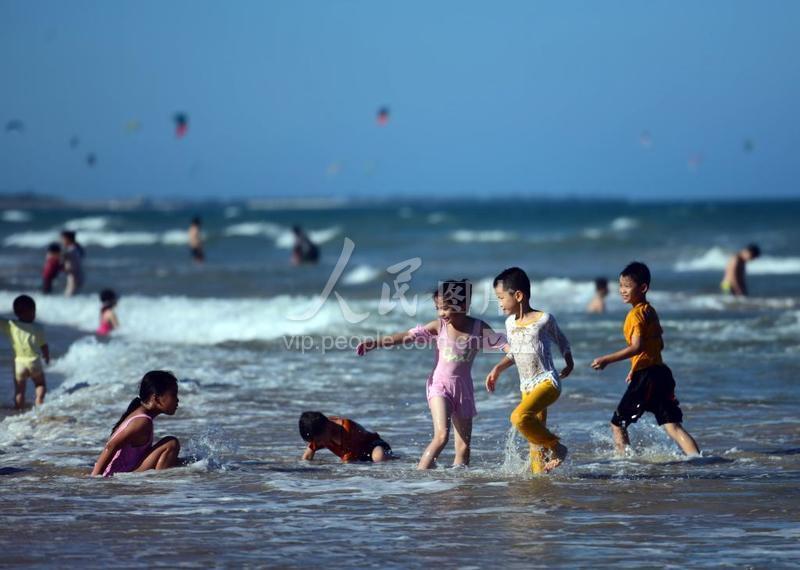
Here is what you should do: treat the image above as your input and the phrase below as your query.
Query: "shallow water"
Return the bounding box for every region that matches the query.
[1,200,799,567]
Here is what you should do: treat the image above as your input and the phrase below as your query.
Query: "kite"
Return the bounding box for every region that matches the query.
[86,153,97,167]
[5,119,24,133]
[174,113,189,138]
[376,106,390,126]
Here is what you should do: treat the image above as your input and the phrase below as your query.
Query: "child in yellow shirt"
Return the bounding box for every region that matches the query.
[2,295,50,409]
[591,262,699,456]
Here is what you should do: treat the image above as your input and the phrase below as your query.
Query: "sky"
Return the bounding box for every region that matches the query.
[1,0,799,201]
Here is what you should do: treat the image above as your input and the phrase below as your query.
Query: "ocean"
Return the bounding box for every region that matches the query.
[1,199,799,567]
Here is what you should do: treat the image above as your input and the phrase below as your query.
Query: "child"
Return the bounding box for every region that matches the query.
[299,411,392,463]
[721,243,760,296]
[96,289,119,336]
[1,295,50,409]
[42,242,62,294]
[587,277,609,314]
[91,370,181,477]
[487,267,573,473]
[591,262,700,456]
[357,279,503,469]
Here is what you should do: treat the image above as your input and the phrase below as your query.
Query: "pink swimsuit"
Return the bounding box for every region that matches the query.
[96,311,113,336]
[409,318,481,418]
[102,414,153,477]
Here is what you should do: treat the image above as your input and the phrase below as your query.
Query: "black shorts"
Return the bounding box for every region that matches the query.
[190,247,205,261]
[357,439,392,462]
[611,365,683,428]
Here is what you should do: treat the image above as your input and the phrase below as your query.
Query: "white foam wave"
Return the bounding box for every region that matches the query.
[610,217,639,231]
[674,247,800,274]
[275,226,341,249]
[224,222,283,238]
[450,230,516,243]
[3,228,188,248]
[64,216,112,231]
[1,209,31,222]
[0,291,373,345]
[342,265,383,285]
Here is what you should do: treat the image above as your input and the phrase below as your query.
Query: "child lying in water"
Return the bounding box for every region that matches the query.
[299,411,392,463]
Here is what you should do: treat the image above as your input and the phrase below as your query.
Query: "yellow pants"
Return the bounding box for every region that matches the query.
[510,380,560,474]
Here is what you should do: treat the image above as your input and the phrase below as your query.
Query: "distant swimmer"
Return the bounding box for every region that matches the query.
[299,411,393,463]
[721,243,760,296]
[91,371,181,477]
[188,217,205,263]
[587,277,609,314]
[61,230,85,296]
[291,225,319,265]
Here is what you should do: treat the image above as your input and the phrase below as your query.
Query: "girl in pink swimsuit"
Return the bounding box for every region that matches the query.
[357,279,505,469]
[91,370,181,477]
[96,289,119,337]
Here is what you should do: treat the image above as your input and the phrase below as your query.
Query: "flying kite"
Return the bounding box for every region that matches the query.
[743,138,754,153]
[86,153,97,167]
[174,113,189,138]
[376,106,390,126]
[5,119,24,133]
[639,130,653,149]
[69,136,80,149]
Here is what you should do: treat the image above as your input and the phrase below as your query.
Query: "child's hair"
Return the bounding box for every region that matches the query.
[47,242,61,254]
[493,267,531,297]
[745,243,761,258]
[111,371,178,434]
[620,262,651,287]
[12,295,35,318]
[299,411,329,441]
[99,289,118,310]
[191,216,201,226]
[433,279,472,311]
[594,277,608,291]
[61,230,76,242]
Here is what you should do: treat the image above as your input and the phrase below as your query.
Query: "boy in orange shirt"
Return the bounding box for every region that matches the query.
[299,411,392,463]
[591,262,700,456]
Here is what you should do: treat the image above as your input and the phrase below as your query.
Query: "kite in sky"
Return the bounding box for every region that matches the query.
[174,113,189,138]
[376,106,390,126]
[5,119,24,133]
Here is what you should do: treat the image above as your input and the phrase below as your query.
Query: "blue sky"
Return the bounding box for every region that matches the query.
[1,1,799,200]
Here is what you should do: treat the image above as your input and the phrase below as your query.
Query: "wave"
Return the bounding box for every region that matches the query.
[0,291,377,345]
[3,229,188,248]
[342,265,383,285]
[1,209,32,222]
[450,230,516,243]
[223,222,283,238]
[64,216,112,231]
[674,247,800,274]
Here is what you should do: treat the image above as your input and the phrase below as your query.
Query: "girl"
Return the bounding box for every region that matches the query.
[91,370,181,477]
[96,289,119,336]
[357,279,504,469]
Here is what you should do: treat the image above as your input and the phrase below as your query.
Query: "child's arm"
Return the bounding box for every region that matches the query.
[485,353,514,393]
[41,344,50,365]
[356,319,439,356]
[90,419,149,476]
[109,310,120,329]
[591,334,642,370]
[302,445,315,461]
[550,317,574,379]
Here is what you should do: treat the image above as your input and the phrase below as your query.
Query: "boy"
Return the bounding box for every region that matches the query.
[188,217,205,263]
[487,267,573,473]
[1,295,50,409]
[42,242,62,294]
[587,277,609,314]
[299,411,392,463]
[721,243,760,296]
[591,262,699,456]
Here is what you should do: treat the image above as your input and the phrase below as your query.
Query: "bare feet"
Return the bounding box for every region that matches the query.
[544,443,568,472]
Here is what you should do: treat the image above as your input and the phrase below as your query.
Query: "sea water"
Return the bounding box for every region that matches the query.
[0,199,798,567]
